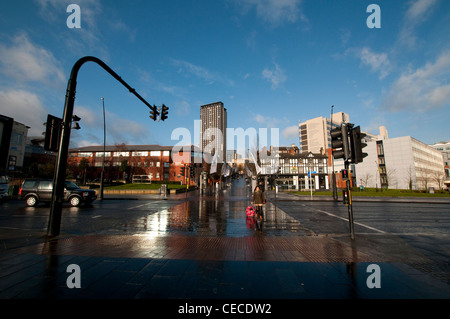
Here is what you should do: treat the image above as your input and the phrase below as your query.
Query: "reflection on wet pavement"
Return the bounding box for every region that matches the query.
[9,178,379,263]
[123,178,313,237]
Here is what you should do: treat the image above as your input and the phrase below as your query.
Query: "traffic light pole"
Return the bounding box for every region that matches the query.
[47,56,156,238]
[344,162,355,241]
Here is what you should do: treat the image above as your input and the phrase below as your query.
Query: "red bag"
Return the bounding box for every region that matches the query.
[246,205,255,216]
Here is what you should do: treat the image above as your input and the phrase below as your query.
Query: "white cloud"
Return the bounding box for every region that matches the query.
[68,104,152,147]
[172,59,214,82]
[0,32,65,85]
[262,63,286,89]
[74,106,99,126]
[357,47,391,79]
[75,139,99,147]
[170,59,234,86]
[398,0,440,49]
[236,0,307,26]
[0,89,48,136]
[282,125,298,139]
[255,114,266,123]
[382,51,450,112]
[253,113,289,129]
[106,113,150,145]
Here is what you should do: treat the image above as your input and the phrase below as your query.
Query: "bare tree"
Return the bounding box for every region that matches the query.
[361,172,372,187]
[403,166,414,190]
[432,169,445,190]
[416,167,433,190]
[385,167,397,189]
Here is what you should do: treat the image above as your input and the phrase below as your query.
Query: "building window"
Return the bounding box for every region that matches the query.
[95,152,111,157]
[78,152,93,157]
[132,151,148,156]
[376,141,384,156]
[10,132,23,146]
[150,151,161,156]
[113,151,129,157]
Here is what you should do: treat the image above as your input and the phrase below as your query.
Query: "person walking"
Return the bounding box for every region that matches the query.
[252,186,266,230]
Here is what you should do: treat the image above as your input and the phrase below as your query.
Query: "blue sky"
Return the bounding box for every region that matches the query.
[1,0,449,151]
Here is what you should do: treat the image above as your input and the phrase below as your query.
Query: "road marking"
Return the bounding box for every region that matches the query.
[91,215,102,219]
[127,201,160,210]
[308,206,386,234]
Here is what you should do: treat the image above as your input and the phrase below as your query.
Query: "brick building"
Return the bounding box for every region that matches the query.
[68,144,202,185]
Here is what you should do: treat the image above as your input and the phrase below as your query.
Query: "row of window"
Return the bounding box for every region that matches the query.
[279,166,327,174]
[279,158,327,165]
[93,161,166,167]
[75,151,170,158]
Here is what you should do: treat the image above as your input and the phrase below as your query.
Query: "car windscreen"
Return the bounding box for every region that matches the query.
[64,181,80,190]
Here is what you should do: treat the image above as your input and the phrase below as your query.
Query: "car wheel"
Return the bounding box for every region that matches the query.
[26,195,38,207]
[69,196,81,207]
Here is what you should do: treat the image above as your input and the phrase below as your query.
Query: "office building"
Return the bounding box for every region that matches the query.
[429,141,450,189]
[0,114,29,171]
[200,102,227,163]
[299,112,348,154]
[299,112,388,155]
[354,136,445,190]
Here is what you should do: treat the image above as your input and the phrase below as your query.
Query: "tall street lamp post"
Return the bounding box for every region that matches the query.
[99,97,106,200]
[47,56,157,238]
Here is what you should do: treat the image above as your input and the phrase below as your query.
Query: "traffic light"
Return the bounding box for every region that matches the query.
[160,104,168,121]
[341,168,349,180]
[350,126,368,164]
[149,105,159,121]
[343,189,350,205]
[180,166,185,177]
[189,165,194,178]
[330,125,349,161]
[44,114,62,152]
[71,115,81,130]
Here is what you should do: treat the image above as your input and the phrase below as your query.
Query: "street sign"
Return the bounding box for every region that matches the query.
[307,171,317,178]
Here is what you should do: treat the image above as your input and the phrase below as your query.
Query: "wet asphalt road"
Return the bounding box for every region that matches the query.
[1,177,449,239]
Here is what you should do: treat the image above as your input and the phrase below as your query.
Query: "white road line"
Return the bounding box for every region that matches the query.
[310,206,386,234]
[91,215,102,218]
[127,202,160,210]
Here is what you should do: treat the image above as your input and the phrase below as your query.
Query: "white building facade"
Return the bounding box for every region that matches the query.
[354,136,445,190]
[429,141,450,189]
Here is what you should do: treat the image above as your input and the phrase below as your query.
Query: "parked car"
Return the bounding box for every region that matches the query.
[19,179,97,207]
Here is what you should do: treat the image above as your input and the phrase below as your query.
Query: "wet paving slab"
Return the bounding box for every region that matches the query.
[2,179,450,299]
